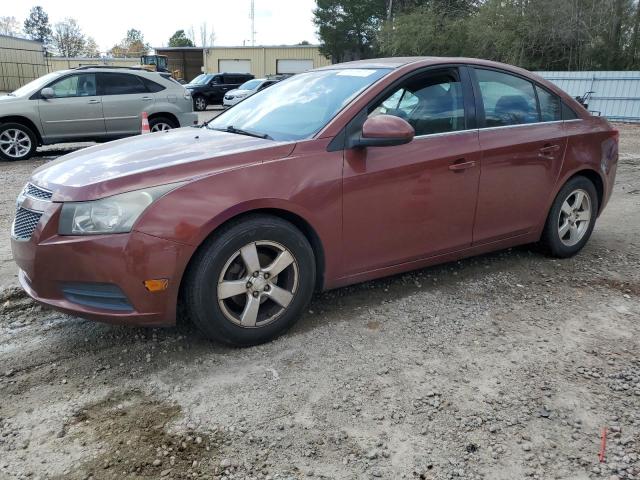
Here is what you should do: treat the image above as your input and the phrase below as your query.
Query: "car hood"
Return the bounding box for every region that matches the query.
[228,89,254,96]
[31,127,296,202]
[0,94,22,104]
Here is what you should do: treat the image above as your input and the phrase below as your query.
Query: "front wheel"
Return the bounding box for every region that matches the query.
[541,176,599,258]
[0,123,37,161]
[183,215,316,346]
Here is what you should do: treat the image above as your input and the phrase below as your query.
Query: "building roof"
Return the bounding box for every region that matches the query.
[154,44,321,51]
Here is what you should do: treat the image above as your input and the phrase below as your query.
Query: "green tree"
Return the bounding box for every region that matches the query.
[313,0,387,61]
[23,6,52,43]
[378,2,474,56]
[52,18,86,57]
[168,29,194,47]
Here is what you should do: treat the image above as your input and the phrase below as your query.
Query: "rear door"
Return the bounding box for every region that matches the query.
[471,67,567,244]
[98,73,153,136]
[37,73,105,140]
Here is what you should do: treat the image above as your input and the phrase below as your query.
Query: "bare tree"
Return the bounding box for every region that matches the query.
[0,16,21,36]
[52,18,86,57]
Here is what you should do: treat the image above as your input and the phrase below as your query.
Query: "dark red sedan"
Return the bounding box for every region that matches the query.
[11,57,618,346]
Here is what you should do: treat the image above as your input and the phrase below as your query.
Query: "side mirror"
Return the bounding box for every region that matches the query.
[41,87,54,99]
[350,115,415,148]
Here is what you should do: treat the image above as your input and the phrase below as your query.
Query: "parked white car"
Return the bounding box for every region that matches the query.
[222,78,279,107]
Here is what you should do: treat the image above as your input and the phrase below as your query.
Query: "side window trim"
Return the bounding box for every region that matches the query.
[330,64,476,152]
[47,73,97,99]
[470,65,576,127]
[98,73,148,96]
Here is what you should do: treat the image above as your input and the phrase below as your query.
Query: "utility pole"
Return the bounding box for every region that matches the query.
[250,0,256,46]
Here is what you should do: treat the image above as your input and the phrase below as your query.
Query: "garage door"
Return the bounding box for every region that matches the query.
[277,59,314,74]
[218,59,251,74]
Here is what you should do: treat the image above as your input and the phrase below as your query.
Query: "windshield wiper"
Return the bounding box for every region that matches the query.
[211,125,272,140]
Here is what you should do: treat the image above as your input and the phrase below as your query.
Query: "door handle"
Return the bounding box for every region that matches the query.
[539,144,560,156]
[448,159,476,172]
[87,99,101,104]
[141,96,153,101]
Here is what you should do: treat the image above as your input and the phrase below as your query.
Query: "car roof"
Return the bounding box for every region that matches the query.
[316,56,574,104]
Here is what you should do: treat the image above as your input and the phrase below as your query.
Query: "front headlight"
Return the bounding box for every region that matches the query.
[58,183,183,235]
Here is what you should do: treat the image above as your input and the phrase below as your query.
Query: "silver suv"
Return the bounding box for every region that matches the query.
[0,66,198,161]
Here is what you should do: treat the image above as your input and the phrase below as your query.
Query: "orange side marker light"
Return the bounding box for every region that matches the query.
[144,279,169,292]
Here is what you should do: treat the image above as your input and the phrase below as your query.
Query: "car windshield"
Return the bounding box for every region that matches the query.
[207,68,390,141]
[239,79,262,90]
[189,74,212,85]
[11,71,64,96]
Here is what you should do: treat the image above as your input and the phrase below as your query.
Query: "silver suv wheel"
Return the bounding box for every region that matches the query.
[0,128,32,159]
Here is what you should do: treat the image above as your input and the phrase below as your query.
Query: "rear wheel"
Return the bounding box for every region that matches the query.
[541,176,598,258]
[0,123,37,161]
[184,215,316,346]
[149,116,178,132]
[193,95,207,111]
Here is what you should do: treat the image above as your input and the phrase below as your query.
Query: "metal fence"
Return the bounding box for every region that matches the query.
[536,71,640,123]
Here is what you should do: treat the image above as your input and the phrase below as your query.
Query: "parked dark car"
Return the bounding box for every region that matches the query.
[12,57,618,347]
[185,73,254,110]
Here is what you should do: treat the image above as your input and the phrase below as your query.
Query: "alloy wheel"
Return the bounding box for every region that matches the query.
[195,97,206,110]
[217,241,298,328]
[557,188,592,247]
[0,129,31,159]
[151,122,172,132]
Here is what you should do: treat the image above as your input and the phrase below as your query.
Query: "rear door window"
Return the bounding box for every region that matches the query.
[475,69,539,127]
[99,73,147,95]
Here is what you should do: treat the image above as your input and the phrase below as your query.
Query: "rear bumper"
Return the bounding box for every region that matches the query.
[177,111,199,127]
[11,213,192,327]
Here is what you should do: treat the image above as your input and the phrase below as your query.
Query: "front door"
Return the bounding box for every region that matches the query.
[98,73,153,136]
[342,68,481,275]
[37,73,105,140]
[471,68,567,244]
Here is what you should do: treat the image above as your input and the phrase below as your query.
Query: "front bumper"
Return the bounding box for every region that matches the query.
[222,97,241,107]
[11,203,192,327]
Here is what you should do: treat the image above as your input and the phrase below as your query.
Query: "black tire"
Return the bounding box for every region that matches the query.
[193,95,207,111]
[0,122,37,161]
[149,116,178,132]
[183,215,316,347]
[541,176,599,258]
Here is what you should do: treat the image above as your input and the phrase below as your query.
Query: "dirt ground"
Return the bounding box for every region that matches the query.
[0,125,638,480]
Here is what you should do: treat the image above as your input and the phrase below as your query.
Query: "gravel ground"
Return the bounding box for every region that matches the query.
[0,124,638,480]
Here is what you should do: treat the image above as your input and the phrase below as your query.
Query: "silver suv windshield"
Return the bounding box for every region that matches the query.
[207,68,390,141]
[11,71,64,96]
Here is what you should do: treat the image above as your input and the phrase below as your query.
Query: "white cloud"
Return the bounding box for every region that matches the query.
[10,0,319,53]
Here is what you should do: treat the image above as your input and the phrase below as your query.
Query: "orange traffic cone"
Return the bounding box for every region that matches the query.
[141,111,150,134]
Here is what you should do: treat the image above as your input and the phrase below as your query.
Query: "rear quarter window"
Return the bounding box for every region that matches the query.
[535,86,561,122]
[141,77,166,92]
[562,102,580,120]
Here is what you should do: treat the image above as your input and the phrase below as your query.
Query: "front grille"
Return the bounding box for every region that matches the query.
[12,208,42,240]
[24,183,52,200]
